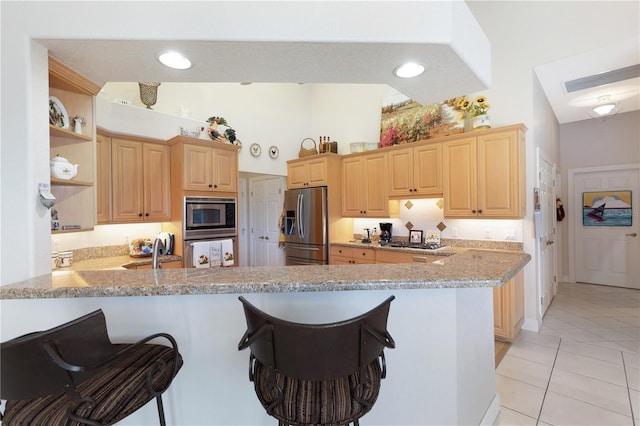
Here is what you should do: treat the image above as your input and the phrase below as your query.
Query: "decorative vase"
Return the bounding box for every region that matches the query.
[473,114,491,130]
[138,82,161,109]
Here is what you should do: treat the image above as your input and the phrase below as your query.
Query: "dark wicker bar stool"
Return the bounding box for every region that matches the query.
[0,309,183,426]
[238,296,395,426]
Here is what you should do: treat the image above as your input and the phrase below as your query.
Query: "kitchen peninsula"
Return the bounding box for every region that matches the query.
[1,250,529,425]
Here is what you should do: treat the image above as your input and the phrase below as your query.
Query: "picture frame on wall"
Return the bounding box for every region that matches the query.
[409,230,423,244]
[582,190,633,226]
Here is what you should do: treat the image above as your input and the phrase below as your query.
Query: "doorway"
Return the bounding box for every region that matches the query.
[537,148,557,315]
[569,164,640,289]
[247,175,286,267]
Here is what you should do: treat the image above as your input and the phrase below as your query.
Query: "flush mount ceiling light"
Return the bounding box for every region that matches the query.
[393,62,425,78]
[589,95,620,119]
[158,51,191,70]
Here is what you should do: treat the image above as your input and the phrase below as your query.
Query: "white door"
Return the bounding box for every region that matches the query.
[573,166,639,288]
[250,176,286,267]
[538,152,557,314]
[238,178,249,267]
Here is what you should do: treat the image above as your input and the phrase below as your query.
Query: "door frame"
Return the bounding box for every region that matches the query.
[536,147,557,315]
[567,163,640,283]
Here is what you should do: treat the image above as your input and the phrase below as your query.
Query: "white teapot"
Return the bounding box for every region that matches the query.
[50,155,79,180]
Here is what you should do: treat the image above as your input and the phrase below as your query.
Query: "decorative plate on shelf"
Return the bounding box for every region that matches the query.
[49,96,69,130]
[268,145,279,159]
[250,143,262,157]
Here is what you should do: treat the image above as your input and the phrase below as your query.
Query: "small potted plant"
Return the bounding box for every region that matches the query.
[455,96,491,130]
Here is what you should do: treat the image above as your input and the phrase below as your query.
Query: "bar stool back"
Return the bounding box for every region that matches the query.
[238,296,395,426]
[1,309,183,426]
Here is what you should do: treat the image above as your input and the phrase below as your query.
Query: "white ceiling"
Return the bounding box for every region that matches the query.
[535,38,640,124]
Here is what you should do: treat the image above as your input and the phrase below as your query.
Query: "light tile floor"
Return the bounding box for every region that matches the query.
[495,282,639,425]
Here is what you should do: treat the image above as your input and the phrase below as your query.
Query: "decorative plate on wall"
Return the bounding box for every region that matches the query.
[269,145,279,159]
[250,143,262,157]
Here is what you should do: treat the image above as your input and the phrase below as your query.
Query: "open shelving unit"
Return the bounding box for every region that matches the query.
[49,56,101,234]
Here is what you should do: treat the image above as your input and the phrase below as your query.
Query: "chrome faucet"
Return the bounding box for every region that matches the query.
[152,238,165,269]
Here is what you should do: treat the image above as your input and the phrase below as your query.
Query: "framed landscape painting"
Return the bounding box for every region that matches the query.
[582,191,632,226]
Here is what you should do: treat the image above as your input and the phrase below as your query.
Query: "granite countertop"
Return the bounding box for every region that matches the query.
[1,250,531,300]
[57,255,183,271]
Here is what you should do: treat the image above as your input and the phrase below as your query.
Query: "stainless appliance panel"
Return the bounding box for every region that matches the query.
[285,242,327,263]
[284,187,328,266]
[183,237,237,268]
[284,187,327,246]
[184,196,237,240]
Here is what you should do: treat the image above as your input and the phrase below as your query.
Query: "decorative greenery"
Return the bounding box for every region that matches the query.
[206,116,229,126]
[454,95,490,118]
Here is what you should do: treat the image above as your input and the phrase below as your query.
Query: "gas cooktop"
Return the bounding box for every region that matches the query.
[379,241,450,251]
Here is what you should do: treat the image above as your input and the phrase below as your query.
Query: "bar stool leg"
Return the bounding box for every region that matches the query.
[156,395,166,426]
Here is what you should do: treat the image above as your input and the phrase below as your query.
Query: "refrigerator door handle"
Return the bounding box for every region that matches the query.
[297,193,305,239]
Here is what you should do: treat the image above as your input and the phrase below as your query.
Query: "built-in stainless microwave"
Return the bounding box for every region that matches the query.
[184,196,237,240]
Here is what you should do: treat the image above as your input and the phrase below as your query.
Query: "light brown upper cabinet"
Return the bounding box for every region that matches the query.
[286,154,340,189]
[443,125,526,218]
[388,143,442,198]
[49,56,101,233]
[342,151,399,218]
[111,138,171,223]
[96,133,112,224]
[169,137,238,193]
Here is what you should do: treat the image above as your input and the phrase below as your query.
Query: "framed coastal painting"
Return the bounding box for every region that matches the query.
[582,191,632,226]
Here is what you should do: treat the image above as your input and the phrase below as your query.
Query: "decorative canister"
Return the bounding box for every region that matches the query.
[129,238,153,257]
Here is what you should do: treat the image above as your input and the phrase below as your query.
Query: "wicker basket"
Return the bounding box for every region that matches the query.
[298,138,318,158]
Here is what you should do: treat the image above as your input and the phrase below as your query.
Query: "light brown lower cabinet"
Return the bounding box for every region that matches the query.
[493,269,525,342]
[329,246,375,264]
[374,250,435,264]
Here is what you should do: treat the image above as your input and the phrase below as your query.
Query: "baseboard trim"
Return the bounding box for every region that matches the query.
[480,393,501,426]
[522,318,542,332]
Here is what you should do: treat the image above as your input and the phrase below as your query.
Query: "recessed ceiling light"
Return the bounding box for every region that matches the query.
[158,51,191,70]
[393,62,425,78]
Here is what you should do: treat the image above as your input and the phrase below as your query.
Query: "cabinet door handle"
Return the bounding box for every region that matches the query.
[138,213,143,217]
[626,233,638,237]
[145,213,149,217]
[478,209,483,214]
[471,209,476,213]
[208,184,213,188]
[213,184,218,188]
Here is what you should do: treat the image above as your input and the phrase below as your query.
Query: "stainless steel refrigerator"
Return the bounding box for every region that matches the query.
[284,186,328,265]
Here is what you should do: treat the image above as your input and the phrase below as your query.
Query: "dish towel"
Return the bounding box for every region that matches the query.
[209,241,222,267]
[192,241,211,268]
[221,239,235,267]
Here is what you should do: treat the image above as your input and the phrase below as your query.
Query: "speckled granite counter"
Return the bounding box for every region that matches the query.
[1,249,530,300]
[58,254,182,271]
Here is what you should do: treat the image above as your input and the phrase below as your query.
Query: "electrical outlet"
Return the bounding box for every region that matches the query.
[506,229,516,240]
[484,228,492,239]
[451,227,458,238]
[124,234,130,244]
[53,239,60,252]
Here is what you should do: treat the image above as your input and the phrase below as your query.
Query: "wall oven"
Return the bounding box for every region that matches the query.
[184,196,237,240]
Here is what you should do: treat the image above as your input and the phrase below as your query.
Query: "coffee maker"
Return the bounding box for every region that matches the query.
[379,222,392,243]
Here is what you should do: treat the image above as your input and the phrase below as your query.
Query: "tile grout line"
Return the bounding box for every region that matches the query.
[535,337,562,424]
[622,352,637,426]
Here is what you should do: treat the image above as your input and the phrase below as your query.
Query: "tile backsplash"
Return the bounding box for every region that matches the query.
[353,198,524,243]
